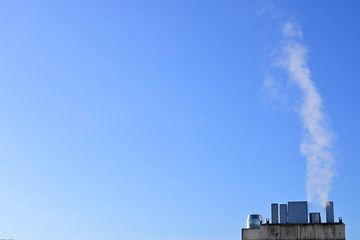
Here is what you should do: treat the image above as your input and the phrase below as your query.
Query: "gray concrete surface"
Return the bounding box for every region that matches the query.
[242,223,345,240]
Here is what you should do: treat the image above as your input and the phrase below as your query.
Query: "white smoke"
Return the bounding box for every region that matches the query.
[277,22,336,207]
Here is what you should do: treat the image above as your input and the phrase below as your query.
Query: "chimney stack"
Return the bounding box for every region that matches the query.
[326,201,334,223]
[280,204,287,224]
[271,203,279,224]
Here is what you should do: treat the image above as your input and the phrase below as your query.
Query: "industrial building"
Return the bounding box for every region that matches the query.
[242,201,345,240]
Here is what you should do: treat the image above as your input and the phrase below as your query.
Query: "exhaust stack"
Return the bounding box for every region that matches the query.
[280,204,287,224]
[326,201,334,223]
[271,203,279,224]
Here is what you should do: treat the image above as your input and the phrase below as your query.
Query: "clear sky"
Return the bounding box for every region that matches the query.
[0,1,359,239]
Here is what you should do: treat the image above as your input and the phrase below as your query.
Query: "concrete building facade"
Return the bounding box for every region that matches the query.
[242,223,345,240]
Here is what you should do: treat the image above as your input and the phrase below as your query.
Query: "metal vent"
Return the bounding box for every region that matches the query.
[247,214,263,228]
[310,212,321,223]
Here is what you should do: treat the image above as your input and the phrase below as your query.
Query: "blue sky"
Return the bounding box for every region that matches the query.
[0,1,359,239]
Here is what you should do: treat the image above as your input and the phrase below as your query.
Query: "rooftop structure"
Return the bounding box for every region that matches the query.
[242,201,345,240]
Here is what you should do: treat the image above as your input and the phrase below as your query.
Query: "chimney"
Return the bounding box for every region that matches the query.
[280,204,287,224]
[271,203,279,224]
[326,201,334,223]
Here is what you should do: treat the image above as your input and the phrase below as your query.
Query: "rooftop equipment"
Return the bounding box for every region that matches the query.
[271,203,279,224]
[326,201,334,223]
[287,201,308,224]
[247,214,263,228]
[280,204,287,224]
[310,212,321,223]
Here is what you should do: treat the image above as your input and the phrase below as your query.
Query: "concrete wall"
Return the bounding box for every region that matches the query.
[242,223,345,240]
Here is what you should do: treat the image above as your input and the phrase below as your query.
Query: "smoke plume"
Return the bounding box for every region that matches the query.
[277,22,336,207]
